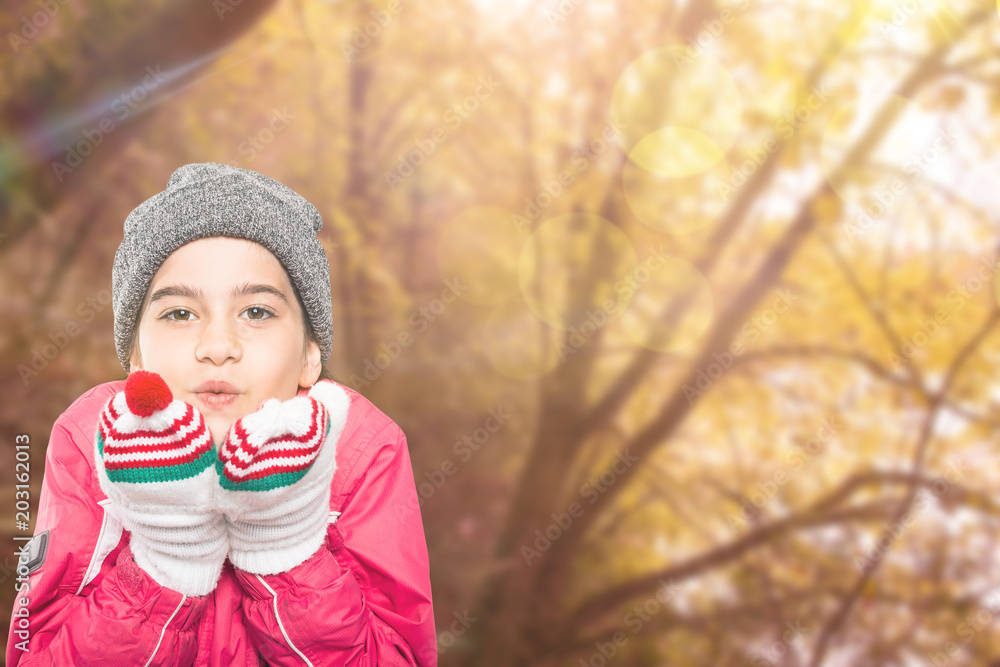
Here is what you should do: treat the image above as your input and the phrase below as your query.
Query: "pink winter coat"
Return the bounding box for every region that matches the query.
[6,379,437,666]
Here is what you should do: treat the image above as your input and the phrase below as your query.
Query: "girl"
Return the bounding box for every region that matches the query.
[6,163,437,666]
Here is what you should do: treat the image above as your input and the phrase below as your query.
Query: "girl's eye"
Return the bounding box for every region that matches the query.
[164,309,194,321]
[243,306,274,321]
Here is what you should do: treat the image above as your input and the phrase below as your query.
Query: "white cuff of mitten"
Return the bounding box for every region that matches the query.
[127,512,229,597]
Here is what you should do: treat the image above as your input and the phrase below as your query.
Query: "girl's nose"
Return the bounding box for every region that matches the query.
[194,318,242,366]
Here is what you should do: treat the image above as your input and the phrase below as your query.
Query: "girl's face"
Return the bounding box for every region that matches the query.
[129,236,321,444]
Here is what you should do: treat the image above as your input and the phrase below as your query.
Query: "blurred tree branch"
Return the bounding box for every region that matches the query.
[464,5,996,664]
[810,300,999,664]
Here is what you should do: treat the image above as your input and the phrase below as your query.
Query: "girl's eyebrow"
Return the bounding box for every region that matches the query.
[148,283,289,304]
[232,282,289,304]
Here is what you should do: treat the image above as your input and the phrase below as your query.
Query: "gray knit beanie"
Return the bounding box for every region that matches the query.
[112,162,333,373]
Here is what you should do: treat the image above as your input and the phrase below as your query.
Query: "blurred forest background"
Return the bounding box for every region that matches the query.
[3,0,1000,664]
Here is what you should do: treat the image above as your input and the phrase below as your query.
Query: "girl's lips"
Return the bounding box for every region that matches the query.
[195,392,240,411]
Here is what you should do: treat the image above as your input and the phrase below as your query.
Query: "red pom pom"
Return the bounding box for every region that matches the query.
[125,370,173,417]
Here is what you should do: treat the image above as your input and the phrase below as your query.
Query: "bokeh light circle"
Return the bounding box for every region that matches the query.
[437,206,524,305]
[611,47,743,162]
[482,296,562,381]
[628,127,726,179]
[518,213,638,330]
[617,255,714,353]
[623,153,733,235]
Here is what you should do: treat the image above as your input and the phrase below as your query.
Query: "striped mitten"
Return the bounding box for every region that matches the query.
[95,370,228,597]
[215,380,350,575]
